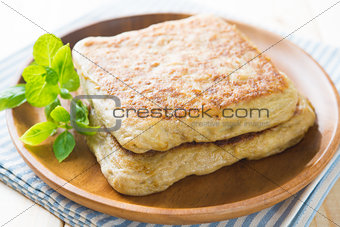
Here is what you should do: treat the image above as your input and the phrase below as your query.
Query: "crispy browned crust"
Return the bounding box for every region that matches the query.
[74,15,288,111]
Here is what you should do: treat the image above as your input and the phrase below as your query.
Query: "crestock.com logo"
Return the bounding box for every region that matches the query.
[70,95,270,133]
[112,106,270,119]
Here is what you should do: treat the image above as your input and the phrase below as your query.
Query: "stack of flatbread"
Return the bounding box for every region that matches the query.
[73,15,315,196]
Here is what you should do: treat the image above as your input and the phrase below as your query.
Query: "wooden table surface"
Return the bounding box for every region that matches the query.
[0,0,339,226]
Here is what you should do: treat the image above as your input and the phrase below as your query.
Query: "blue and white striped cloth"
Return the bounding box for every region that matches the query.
[0,0,340,226]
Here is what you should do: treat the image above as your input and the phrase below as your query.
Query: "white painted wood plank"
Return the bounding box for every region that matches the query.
[0,182,63,227]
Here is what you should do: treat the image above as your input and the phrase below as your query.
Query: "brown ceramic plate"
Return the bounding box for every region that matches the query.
[6,13,340,224]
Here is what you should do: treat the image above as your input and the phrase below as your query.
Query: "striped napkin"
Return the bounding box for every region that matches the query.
[1,0,339,226]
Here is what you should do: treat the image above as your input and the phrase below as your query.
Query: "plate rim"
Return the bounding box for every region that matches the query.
[6,13,340,224]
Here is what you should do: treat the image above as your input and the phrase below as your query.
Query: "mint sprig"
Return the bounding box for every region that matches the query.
[0,34,98,162]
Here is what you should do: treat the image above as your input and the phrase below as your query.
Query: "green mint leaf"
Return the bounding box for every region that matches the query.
[22,65,46,82]
[25,72,59,107]
[23,65,58,85]
[75,121,99,135]
[0,84,26,111]
[53,131,75,162]
[51,44,80,91]
[50,106,70,123]
[44,67,59,85]
[20,121,57,145]
[33,34,63,66]
[60,88,73,99]
[45,98,61,121]
[75,100,89,125]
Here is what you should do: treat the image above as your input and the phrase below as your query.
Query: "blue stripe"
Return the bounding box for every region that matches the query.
[63,200,76,215]
[258,202,284,226]
[73,206,88,221]
[25,176,40,185]
[309,43,320,58]
[329,64,340,82]
[85,211,102,222]
[242,211,259,227]
[274,192,303,227]
[314,45,330,61]
[318,47,336,67]
[55,194,66,203]
[44,188,55,197]
[328,50,340,73]
[35,182,46,191]
[209,222,219,227]
[96,216,117,226]
[116,220,133,226]
[226,218,237,227]
[84,217,93,227]
[322,49,338,70]
[332,69,340,84]
[333,72,340,84]
[305,42,320,55]
[65,200,76,209]
[299,39,313,51]
[15,169,32,178]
